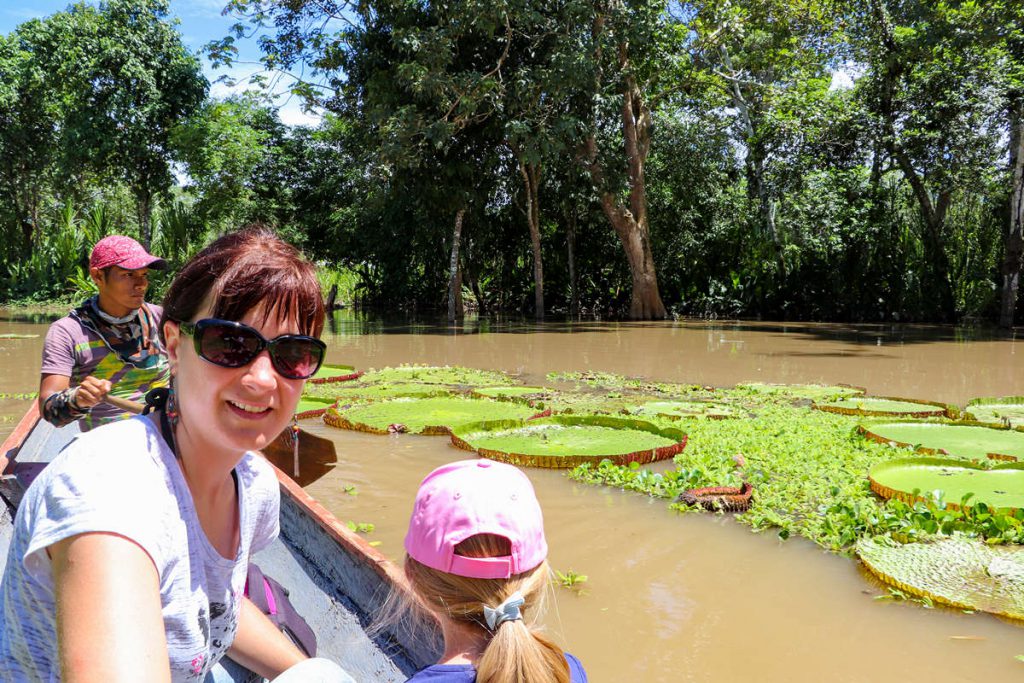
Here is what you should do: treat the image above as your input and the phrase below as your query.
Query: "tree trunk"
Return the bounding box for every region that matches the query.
[567,208,579,318]
[892,148,957,321]
[599,195,665,318]
[1000,95,1024,329]
[136,190,153,251]
[447,207,466,322]
[516,157,544,320]
[582,23,667,320]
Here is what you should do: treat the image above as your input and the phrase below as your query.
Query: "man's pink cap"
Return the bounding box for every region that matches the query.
[404,459,548,580]
[90,235,166,271]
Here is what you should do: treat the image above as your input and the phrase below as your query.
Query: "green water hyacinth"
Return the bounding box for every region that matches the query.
[567,389,1024,550]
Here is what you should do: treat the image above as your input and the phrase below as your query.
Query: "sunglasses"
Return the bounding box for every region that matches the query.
[178,318,326,381]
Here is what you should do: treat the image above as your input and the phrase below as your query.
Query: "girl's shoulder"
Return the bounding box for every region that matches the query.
[406,653,587,683]
[565,652,588,682]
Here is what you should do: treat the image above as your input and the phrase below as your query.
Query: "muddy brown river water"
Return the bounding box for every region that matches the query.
[2,312,1023,682]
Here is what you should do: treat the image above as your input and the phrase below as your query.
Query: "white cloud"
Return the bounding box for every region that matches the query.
[278,101,323,128]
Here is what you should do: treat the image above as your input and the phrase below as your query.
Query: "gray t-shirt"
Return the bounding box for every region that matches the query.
[0,416,280,681]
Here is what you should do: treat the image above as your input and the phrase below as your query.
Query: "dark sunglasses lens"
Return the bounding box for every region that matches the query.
[270,339,324,379]
[199,324,262,367]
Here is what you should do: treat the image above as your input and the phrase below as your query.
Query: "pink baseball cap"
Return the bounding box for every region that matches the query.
[90,235,166,270]
[404,459,548,580]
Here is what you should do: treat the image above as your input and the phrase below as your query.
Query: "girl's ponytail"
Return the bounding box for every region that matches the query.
[476,616,569,683]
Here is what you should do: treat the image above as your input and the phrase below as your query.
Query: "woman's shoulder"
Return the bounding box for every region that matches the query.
[55,416,166,472]
[236,450,278,489]
[235,451,281,512]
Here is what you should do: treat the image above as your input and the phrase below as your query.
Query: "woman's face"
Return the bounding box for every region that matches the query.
[165,303,306,459]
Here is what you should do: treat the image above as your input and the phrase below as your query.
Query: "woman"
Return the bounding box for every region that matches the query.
[0,228,350,682]
[400,459,588,683]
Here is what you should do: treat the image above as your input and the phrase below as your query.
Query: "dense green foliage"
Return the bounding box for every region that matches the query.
[568,389,1024,551]
[3,0,1024,323]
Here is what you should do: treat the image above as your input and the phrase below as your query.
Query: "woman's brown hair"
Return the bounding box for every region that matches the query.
[404,534,570,683]
[160,225,325,339]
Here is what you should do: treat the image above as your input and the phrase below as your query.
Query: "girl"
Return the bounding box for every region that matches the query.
[0,228,350,682]
[401,459,588,683]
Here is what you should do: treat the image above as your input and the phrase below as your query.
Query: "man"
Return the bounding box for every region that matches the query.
[39,235,170,430]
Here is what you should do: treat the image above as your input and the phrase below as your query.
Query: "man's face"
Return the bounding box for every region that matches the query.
[91,265,150,316]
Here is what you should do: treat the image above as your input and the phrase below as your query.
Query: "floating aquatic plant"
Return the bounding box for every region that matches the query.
[857,536,1024,622]
[450,415,686,468]
[324,396,538,435]
[965,397,1024,428]
[736,382,865,401]
[627,400,738,420]
[814,396,954,419]
[361,364,516,386]
[868,457,1024,512]
[304,381,454,401]
[859,422,1024,460]
[470,386,552,403]
[295,397,335,419]
[308,363,363,384]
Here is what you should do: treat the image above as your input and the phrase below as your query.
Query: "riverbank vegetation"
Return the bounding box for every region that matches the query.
[2,1,1024,324]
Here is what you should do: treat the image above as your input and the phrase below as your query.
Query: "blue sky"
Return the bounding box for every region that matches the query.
[0,0,322,126]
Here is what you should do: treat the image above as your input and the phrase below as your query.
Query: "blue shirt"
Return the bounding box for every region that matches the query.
[407,652,587,682]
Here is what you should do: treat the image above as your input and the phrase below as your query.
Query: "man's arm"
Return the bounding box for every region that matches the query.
[38,374,111,427]
[51,532,171,683]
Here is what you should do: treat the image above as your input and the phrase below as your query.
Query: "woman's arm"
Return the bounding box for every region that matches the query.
[225,597,306,679]
[50,532,170,683]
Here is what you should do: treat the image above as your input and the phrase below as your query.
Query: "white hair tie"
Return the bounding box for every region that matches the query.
[483,591,525,630]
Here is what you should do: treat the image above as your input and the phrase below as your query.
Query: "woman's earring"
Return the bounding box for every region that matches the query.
[291,417,301,479]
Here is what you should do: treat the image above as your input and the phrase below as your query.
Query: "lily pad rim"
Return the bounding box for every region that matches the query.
[450,414,687,469]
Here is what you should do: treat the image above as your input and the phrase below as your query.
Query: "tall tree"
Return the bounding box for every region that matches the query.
[852,0,1007,321]
[691,0,841,286]
[54,0,206,248]
[577,0,680,319]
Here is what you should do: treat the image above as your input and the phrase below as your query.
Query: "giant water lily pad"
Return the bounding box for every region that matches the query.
[471,386,552,402]
[627,400,737,420]
[450,415,686,468]
[304,381,453,402]
[859,422,1024,460]
[324,396,538,435]
[547,371,703,395]
[736,382,865,401]
[868,457,1024,510]
[965,397,1024,428]
[815,396,952,418]
[308,363,362,384]
[295,397,335,419]
[857,536,1024,622]
[360,364,515,386]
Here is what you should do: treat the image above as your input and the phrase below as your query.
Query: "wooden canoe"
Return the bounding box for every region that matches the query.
[0,405,440,680]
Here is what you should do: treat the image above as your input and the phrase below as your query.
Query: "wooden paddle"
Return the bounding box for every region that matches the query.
[105,394,145,414]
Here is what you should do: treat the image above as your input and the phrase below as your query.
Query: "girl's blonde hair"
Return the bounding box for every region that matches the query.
[404,533,570,683]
